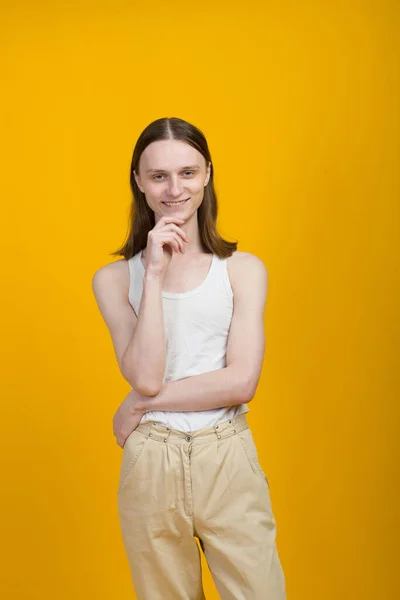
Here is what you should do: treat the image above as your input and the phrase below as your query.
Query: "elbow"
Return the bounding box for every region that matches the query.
[237,375,258,404]
[129,373,162,397]
[134,379,162,396]
[121,364,162,397]
[127,373,162,396]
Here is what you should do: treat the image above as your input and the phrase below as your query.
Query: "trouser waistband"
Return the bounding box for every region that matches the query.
[135,412,249,445]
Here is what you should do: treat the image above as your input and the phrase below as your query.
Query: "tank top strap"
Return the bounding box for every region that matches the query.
[208,254,233,303]
[127,253,142,315]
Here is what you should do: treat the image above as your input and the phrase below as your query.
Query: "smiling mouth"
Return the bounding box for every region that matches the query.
[162,198,189,207]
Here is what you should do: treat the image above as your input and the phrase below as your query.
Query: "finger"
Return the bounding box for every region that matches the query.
[169,238,183,254]
[153,216,185,230]
[160,223,189,243]
[174,232,185,253]
[160,233,183,254]
[172,233,184,254]
[116,431,125,445]
[150,229,188,252]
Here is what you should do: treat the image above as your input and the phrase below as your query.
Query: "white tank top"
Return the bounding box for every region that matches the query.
[127,249,249,431]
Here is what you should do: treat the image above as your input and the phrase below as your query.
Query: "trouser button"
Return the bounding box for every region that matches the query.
[186,435,192,442]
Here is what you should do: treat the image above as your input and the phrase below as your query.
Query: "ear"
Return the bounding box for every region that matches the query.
[204,161,211,187]
[133,169,145,193]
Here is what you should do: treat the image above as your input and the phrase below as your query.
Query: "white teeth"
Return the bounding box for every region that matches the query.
[164,199,187,206]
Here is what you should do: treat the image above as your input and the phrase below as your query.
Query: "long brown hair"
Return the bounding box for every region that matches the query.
[111,117,238,259]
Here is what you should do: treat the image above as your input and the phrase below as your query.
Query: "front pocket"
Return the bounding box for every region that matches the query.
[118,430,149,492]
[238,429,269,487]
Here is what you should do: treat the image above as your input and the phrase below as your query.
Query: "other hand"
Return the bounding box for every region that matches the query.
[112,389,146,448]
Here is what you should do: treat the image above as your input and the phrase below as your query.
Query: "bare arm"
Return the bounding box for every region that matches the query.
[133,252,268,412]
[122,270,166,395]
[92,218,188,396]
[92,260,165,395]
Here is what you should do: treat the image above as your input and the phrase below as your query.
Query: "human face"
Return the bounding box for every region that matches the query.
[134,139,211,222]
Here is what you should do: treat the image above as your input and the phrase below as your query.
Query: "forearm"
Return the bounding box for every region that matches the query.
[121,273,166,395]
[135,366,254,413]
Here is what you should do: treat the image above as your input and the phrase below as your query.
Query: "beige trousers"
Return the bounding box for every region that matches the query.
[117,413,286,599]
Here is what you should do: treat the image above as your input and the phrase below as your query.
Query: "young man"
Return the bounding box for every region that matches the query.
[92,117,286,599]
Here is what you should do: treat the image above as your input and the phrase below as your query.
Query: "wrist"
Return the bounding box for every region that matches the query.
[134,383,166,414]
[131,397,147,415]
[144,272,163,287]
[131,389,155,414]
[127,388,145,415]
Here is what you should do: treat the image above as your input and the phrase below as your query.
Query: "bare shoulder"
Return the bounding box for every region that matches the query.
[92,258,130,296]
[226,250,268,293]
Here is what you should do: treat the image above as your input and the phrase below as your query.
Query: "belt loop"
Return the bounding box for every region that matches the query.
[163,426,171,443]
[213,423,222,440]
[148,421,171,443]
[147,421,157,440]
[213,418,237,440]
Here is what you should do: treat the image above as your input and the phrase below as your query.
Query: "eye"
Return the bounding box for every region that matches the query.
[183,170,195,176]
[152,174,165,180]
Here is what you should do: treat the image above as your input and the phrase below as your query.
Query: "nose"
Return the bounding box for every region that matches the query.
[167,175,184,198]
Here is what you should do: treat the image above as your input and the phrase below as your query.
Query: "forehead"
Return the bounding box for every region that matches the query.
[140,139,205,171]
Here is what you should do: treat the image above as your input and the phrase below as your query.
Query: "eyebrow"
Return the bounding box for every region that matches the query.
[145,165,201,173]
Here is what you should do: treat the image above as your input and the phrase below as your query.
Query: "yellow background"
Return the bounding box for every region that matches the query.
[1,1,399,598]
